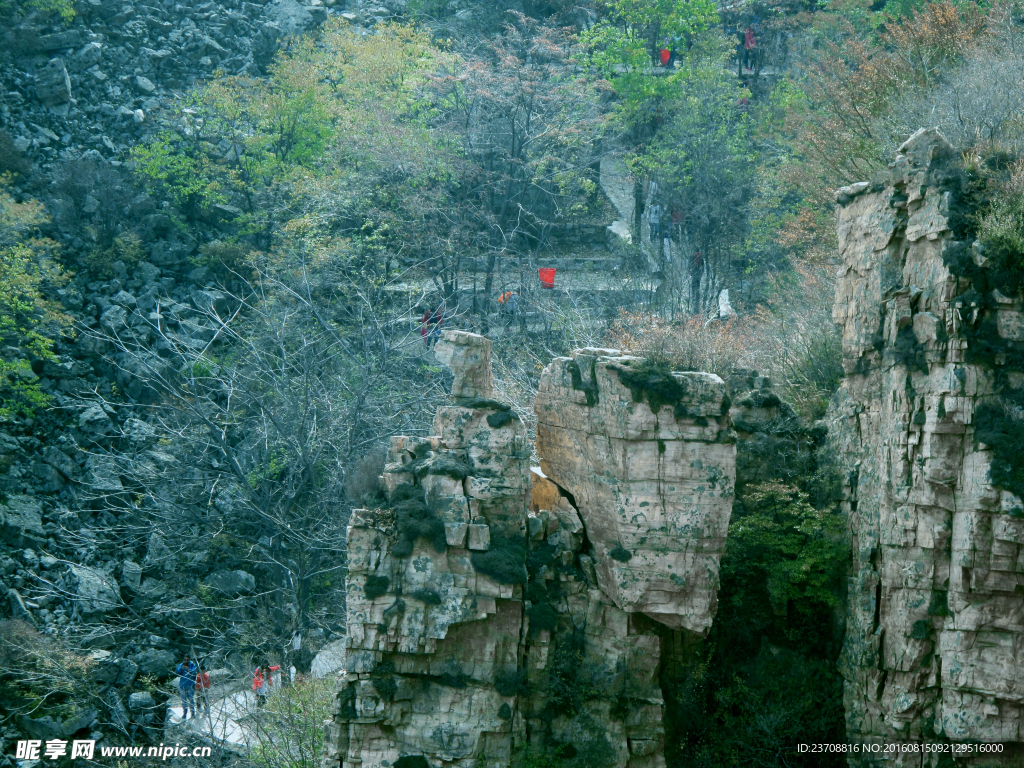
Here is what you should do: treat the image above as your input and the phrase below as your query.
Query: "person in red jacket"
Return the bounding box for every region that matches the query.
[195,663,212,716]
[252,662,280,708]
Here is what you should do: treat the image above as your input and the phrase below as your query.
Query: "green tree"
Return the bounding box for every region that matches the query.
[0,187,70,419]
[581,0,719,128]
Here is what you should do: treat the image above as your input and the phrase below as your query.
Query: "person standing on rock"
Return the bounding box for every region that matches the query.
[647,202,662,242]
[174,656,198,720]
[252,662,280,708]
[420,303,445,348]
[195,662,212,717]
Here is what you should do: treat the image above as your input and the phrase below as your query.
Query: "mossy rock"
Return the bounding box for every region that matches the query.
[410,588,442,605]
[612,359,691,418]
[567,358,599,407]
[457,397,511,411]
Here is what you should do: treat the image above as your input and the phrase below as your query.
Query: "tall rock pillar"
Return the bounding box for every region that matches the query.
[832,128,1024,765]
[324,331,530,768]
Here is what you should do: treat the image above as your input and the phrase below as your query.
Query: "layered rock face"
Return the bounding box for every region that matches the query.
[324,338,737,768]
[832,129,1024,764]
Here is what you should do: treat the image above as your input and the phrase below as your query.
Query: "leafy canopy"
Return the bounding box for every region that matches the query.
[0,187,71,419]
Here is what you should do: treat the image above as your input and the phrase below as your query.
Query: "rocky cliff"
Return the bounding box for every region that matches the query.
[324,335,736,768]
[832,128,1024,764]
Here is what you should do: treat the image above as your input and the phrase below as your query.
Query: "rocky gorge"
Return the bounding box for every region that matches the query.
[0,0,1023,762]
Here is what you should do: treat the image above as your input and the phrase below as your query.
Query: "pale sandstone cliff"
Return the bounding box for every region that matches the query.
[324,334,736,768]
[832,128,1024,765]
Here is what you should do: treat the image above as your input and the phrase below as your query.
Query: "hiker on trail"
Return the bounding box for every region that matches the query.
[691,250,704,306]
[743,26,757,71]
[420,304,444,348]
[252,662,280,708]
[647,203,662,242]
[174,656,198,720]
[497,291,519,316]
[195,663,211,716]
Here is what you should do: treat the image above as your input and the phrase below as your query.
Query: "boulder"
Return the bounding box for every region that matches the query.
[128,691,155,710]
[203,569,256,595]
[310,638,346,679]
[131,649,176,679]
[35,58,72,107]
[121,561,142,591]
[535,349,735,633]
[70,564,121,615]
[0,495,45,547]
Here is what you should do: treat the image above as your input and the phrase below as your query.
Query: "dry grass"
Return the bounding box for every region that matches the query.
[606,264,842,419]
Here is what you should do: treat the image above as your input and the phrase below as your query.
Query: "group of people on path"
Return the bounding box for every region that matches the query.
[174,656,281,720]
[173,656,211,721]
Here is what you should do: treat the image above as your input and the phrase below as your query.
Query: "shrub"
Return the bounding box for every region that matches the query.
[410,588,442,605]
[722,482,846,653]
[194,240,252,274]
[973,397,1024,511]
[346,447,387,507]
[0,130,30,177]
[394,757,428,768]
[607,543,632,562]
[495,667,529,697]
[364,575,390,600]
[390,484,447,558]
[370,662,397,701]
[471,534,527,584]
[85,232,144,279]
[528,603,558,632]
[247,676,335,768]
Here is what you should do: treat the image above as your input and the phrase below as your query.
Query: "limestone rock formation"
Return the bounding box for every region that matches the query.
[832,128,1024,764]
[434,330,495,400]
[326,331,531,768]
[325,336,737,768]
[535,348,735,634]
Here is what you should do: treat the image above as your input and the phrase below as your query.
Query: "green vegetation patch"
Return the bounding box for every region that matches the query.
[393,757,429,768]
[495,667,529,697]
[608,543,633,562]
[910,619,931,640]
[364,575,390,600]
[458,397,511,411]
[612,359,692,419]
[471,534,528,584]
[390,484,447,558]
[410,588,442,605]
[973,399,1024,514]
[528,602,559,632]
[370,661,397,701]
[487,410,518,429]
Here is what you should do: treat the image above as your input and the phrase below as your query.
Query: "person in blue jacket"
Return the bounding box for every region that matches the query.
[174,655,198,720]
